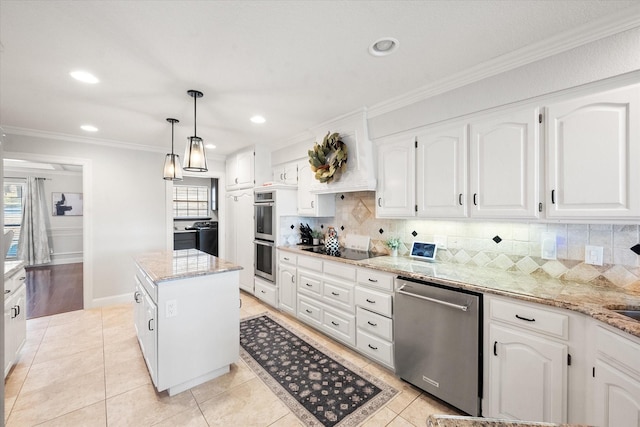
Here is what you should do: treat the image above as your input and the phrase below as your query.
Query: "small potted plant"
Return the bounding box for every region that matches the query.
[385,237,401,257]
[311,229,322,245]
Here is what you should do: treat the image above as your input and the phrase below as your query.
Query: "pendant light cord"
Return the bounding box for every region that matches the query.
[193,93,197,137]
[171,120,175,154]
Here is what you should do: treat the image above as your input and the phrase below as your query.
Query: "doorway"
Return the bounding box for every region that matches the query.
[3,157,87,318]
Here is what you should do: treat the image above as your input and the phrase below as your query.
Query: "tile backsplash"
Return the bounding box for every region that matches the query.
[280,192,640,291]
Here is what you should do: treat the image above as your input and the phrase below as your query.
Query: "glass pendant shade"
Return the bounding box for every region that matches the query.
[183,89,208,172]
[183,136,208,172]
[163,153,183,180]
[163,117,183,181]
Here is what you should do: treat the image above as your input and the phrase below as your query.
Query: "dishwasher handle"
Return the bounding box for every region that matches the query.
[397,285,469,312]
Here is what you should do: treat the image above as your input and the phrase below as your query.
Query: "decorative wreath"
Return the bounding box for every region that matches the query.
[308,131,348,183]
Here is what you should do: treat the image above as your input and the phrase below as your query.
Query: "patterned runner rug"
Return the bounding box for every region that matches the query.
[240,313,398,427]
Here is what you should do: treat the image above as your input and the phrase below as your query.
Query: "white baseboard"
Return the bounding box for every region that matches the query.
[90,293,133,308]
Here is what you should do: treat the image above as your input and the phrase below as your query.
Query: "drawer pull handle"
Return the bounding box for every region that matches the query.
[148,319,154,331]
[367,278,378,283]
[366,298,376,304]
[305,309,312,314]
[261,290,266,294]
[306,283,313,287]
[331,321,339,326]
[331,291,340,296]
[367,321,377,327]
[134,291,141,303]
[368,344,378,350]
[284,257,290,261]
[515,314,535,322]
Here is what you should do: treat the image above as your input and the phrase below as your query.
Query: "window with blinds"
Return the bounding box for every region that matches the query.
[173,185,209,218]
[4,181,24,258]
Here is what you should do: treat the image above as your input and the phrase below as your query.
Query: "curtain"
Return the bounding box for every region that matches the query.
[17,177,52,265]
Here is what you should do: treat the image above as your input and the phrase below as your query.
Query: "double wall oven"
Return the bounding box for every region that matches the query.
[254,190,276,282]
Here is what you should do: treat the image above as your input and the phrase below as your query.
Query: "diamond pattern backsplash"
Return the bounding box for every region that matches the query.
[281,192,640,291]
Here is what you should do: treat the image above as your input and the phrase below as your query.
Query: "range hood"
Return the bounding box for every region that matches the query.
[308,109,376,194]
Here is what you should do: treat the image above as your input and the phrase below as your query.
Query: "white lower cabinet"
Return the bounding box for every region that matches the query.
[225,189,254,294]
[4,267,27,378]
[590,324,640,427]
[278,252,297,315]
[485,295,572,424]
[254,277,277,307]
[134,262,239,396]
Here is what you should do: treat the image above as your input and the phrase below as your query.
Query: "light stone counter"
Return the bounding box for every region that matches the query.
[134,249,241,283]
[427,415,591,427]
[4,260,25,279]
[279,246,640,338]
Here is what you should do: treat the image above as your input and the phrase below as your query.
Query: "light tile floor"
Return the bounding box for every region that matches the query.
[4,293,460,426]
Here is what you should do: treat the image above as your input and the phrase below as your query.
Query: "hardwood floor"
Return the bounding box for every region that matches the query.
[25,263,83,319]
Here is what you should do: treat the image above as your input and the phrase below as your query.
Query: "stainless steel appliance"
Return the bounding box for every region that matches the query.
[302,246,385,261]
[394,276,482,416]
[254,239,275,282]
[254,190,276,282]
[183,221,218,256]
[254,191,275,241]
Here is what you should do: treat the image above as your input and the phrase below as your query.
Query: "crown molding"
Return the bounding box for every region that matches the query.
[2,126,226,162]
[368,5,640,118]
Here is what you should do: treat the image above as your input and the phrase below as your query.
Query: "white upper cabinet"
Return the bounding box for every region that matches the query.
[226,146,271,190]
[375,134,415,218]
[272,161,298,186]
[545,84,640,219]
[469,108,541,219]
[297,159,336,217]
[416,123,468,218]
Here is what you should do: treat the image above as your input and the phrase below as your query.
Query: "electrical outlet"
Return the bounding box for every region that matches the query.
[433,235,447,250]
[585,245,604,266]
[541,232,557,260]
[166,300,178,318]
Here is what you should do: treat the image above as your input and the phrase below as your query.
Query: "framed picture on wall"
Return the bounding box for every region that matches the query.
[52,192,83,216]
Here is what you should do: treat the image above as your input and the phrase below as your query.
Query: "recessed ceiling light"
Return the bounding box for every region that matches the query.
[70,70,99,84]
[81,125,98,132]
[205,144,216,149]
[369,37,399,57]
[250,115,266,124]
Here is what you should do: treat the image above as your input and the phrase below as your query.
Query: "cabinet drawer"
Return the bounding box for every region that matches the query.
[298,255,323,272]
[596,325,640,375]
[490,297,568,340]
[356,307,393,341]
[279,252,296,265]
[322,279,355,313]
[136,266,157,303]
[323,308,356,346]
[356,268,394,292]
[324,260,356,282]
[254,280,277,307]
[298,295,322,325]
[298,272,322,297]
[355,286,392,317]
[356,330,394,368]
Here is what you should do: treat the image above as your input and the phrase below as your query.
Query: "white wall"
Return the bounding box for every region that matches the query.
[5,168,83,264]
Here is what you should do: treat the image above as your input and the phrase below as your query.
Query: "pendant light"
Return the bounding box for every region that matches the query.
[163,118,183,181]
[183,89,208,172]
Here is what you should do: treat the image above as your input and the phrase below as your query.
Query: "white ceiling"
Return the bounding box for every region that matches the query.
[1,0,638,158]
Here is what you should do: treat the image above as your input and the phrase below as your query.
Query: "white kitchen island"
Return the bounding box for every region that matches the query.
[133,249,241,396]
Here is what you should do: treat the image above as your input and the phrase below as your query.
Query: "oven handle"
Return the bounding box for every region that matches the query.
[397,285,469,312]
[253,240,275,247]
[254,202,275,207]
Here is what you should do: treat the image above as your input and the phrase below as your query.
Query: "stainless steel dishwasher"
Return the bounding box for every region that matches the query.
[394,276,482,416]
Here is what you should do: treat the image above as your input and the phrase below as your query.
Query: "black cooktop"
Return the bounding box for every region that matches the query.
[302,246,384,261]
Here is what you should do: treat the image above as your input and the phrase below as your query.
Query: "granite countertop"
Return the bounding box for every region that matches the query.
[427,415,591,427]
[279,245,640,338]
[4,260,25,279]
[134,249,242,283]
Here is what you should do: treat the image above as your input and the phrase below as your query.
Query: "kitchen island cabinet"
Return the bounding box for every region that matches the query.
[133,249,241,396]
